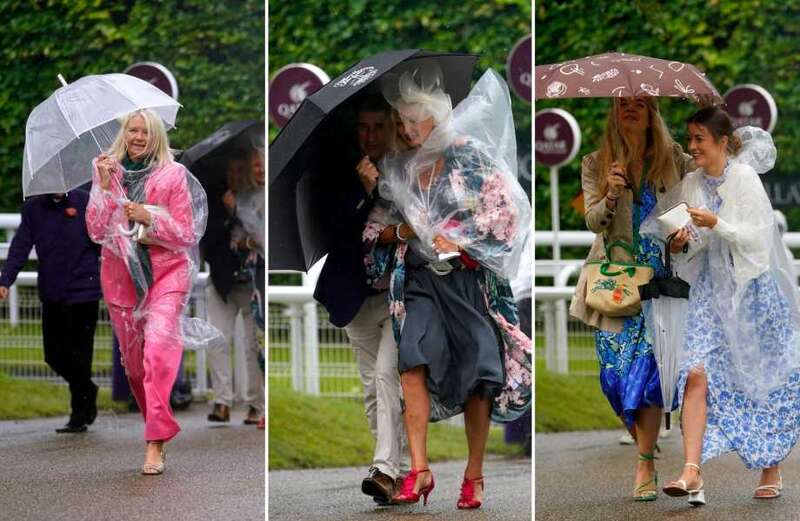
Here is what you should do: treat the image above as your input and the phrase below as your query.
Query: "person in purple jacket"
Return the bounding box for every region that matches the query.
[0,190,101,433]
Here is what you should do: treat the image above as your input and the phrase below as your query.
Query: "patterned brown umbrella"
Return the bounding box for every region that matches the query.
[535,52,721,102]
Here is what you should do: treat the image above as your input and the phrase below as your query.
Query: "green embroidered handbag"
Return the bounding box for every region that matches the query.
[584,241,654,317]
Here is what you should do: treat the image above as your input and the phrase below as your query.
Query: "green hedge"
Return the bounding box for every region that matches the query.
[268,0,532,168]
[535,1,800,247]
[0,1,264,212]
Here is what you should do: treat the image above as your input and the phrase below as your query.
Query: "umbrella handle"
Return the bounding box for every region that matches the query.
[117,222,140,237]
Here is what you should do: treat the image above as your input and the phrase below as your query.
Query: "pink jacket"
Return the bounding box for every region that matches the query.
[86,159,196,307]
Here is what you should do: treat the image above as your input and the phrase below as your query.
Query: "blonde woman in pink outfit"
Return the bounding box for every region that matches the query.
[86,109,206,475]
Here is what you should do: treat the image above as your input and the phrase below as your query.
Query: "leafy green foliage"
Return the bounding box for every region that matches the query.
[0,1,264,211]
[268,0,532,169]
[536,1,800,247]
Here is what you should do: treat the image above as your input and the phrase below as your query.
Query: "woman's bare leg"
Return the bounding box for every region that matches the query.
[634,405,662,492]
[463,395,491,501]
[400,367,432,492]
[674,369,707,487]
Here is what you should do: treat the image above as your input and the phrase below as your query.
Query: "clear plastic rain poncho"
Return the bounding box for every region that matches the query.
[86,155,223,351]
[641,126,800,401]
[377,67,531,280]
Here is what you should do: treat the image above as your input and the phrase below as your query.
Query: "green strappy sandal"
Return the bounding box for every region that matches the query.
[633,452,658,502]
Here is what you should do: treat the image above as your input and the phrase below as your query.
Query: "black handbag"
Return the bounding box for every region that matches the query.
[639,233,690,300]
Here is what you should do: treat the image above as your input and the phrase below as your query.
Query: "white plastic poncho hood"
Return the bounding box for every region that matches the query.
[377,68,530,280]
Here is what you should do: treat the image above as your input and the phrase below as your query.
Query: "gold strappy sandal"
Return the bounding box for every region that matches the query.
[141,442,166,476]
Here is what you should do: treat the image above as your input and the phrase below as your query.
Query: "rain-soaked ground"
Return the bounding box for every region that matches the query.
[0,404,264,521]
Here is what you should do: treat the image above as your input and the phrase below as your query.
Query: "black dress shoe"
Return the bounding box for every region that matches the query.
[207,403,230,422]
[243,406,260,425]
[361,467,395,503]
[56,422,88,433]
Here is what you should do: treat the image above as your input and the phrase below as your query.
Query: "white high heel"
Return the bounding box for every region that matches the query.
[663,462,705,506]
[753,470,782,499]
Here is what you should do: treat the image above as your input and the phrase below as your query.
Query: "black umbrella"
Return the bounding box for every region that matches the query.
[179,120,264,212]
[180,120,263,171]
[269,49,478,271]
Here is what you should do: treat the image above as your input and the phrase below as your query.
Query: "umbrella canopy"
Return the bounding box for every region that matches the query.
[179,120,263,172]
[535,52,721,103]
[22,74,181,197]
[269,49,478,271]
[179,120,264,205]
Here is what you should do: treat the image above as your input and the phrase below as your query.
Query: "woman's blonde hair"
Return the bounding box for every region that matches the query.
[387,109,412,153]
[108,109,172,167]
[238,147,265,192]
[597,97,678,195]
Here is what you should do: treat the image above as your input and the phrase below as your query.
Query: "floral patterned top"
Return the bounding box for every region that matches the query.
[362,142,531,422]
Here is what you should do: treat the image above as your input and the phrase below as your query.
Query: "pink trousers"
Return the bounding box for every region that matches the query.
[108,291,187,442]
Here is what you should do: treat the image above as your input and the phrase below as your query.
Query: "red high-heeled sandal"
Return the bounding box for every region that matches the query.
[457,476,484,509]
[394,468,435,505]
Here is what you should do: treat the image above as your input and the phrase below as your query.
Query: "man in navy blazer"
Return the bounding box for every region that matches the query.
[314,94,409,503]
[0,190,101,433]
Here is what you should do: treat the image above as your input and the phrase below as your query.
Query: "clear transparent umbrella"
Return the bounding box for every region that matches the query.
[22,73,181,197]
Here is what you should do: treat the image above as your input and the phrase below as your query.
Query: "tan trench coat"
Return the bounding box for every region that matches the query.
[569,143,693,332]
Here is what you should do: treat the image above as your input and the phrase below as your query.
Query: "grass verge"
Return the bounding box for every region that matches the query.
[535,362,622,433]
[0,371,127,420]
[268,386,523,470]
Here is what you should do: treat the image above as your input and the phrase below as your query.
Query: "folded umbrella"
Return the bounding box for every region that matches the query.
[640,233,691,428]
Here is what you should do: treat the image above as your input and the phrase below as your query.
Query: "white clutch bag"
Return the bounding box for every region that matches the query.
[658,202,709,261]
[657,202,690,234]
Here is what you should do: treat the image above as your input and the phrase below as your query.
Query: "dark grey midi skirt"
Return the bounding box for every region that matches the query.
[398,250,504,421]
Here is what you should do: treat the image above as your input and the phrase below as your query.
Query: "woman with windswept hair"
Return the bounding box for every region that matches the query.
[86,108,207,475]
[362,67,531,510]
[570,96,693,501]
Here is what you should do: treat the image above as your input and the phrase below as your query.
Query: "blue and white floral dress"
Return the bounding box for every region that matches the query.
[678,165,800,468]
[595,181,668,428]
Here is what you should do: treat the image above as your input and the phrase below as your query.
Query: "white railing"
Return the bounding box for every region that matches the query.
[0,213,255,399]
[268,260,363,398]
[534,229,800,376]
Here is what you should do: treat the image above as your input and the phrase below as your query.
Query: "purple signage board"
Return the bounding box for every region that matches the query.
[269,63,329,128]
[535,108,581,167]
[506,35,531,103]
[724,84,778,133]
[124,62,179,100]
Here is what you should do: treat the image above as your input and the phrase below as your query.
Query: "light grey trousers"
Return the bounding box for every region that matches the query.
[344,292,410,478]
[206,283,264,412]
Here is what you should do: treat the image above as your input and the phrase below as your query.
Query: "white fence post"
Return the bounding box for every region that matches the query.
[6,228,18,327]
[542,301,556,371]
[303,301,319,395]
[285,303,304,392]
[555,266,580,375]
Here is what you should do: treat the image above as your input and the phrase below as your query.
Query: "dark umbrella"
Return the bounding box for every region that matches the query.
[179,120,263,212]
[179,120,263,172]
[535,52,721,103]
[269,49,478,271]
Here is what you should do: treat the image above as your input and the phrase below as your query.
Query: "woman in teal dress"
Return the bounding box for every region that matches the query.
[570,96,693,500]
